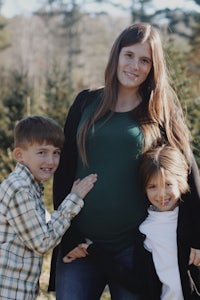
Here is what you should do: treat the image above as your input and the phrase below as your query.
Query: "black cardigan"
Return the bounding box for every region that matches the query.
[48,88,200,299]
[86,220,200,299]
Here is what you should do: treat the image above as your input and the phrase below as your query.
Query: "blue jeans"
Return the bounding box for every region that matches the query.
[56,245,142,300]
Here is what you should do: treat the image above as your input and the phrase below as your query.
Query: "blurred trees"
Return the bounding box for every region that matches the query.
[0,15,10,49]
[0,69,34,179]
[0,0,199,182]
[44,63,71,127]
[163,0,200,166]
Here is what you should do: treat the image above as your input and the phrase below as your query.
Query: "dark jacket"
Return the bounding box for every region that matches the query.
[48,88,200,299]
[86,223,200,299]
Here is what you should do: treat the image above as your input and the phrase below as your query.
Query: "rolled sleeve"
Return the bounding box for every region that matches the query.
[59,193,84,220]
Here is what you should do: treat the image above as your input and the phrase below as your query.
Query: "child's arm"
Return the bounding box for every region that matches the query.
[8,174,97,255]
[58,173,97,219]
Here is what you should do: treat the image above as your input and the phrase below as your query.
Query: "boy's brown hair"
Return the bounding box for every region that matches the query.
[14,115,64,149]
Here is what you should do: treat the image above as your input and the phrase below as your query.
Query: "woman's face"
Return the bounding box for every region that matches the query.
[117,42,152,91]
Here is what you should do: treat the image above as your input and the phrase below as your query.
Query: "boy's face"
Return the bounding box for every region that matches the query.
[13,142,61,182]
[145,170,181,212]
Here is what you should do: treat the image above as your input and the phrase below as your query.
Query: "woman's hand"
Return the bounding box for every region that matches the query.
[63,245,88,263]
[189,248,200,266]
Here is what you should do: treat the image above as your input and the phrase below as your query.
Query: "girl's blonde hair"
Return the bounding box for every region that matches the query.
[139,144,190,195]
[77,23,191,166]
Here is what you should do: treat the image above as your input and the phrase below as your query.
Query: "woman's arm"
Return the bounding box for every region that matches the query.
[53,89,91,209]
[48,89,93,291]
[54,88,104,256]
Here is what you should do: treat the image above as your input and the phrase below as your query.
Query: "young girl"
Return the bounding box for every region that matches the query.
[80,145,200,299]
[138,144,190,299]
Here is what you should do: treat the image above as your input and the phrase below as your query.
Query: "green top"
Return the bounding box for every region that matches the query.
[74,105,147,252]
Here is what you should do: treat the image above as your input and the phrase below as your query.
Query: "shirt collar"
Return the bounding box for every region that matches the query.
[15,163,44,197]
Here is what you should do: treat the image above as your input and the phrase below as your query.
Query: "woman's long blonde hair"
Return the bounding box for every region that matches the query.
[77,23,191,166]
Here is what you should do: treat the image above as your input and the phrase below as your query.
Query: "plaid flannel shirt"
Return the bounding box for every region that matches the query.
[0,163,84,299]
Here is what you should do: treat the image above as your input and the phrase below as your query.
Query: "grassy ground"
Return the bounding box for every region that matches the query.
[36,250,110,300]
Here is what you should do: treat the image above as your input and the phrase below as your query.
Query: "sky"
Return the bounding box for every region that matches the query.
[1,0,42,17]
[1,0,200,18]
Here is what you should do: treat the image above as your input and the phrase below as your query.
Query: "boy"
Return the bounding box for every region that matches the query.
[0,115,97,300]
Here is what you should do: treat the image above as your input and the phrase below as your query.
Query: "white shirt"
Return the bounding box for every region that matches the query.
[139,206,184,300]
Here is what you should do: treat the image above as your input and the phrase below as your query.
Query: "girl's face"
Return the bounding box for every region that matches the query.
[117,42,152,92]
[145,170,181,212]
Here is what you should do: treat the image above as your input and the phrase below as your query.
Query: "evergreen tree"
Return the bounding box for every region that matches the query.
[0,14,11,50]
[165,35,200,168]
[44,62,72,127]
[187,4,200,167]
[0,69,33,180]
